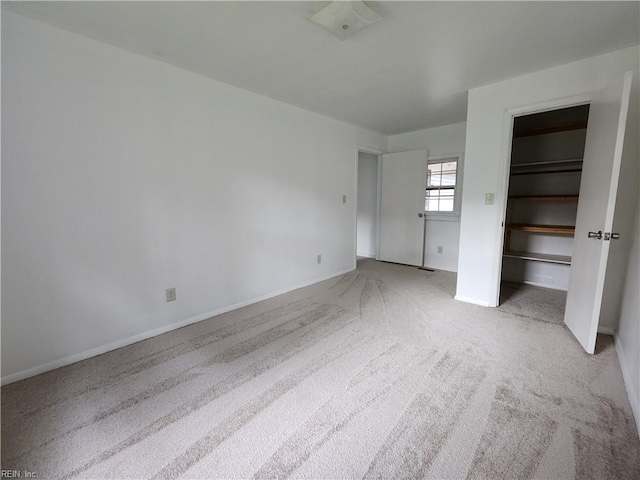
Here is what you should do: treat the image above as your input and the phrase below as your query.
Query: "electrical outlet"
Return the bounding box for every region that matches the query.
[317,254,322,264]
[485,193,495,205]
[342,195,347,204]
[437,246,443,254]
[166,287,176,302]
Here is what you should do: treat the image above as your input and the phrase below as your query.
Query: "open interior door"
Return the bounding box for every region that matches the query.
[564,71,633,353]
[378,150,428,266]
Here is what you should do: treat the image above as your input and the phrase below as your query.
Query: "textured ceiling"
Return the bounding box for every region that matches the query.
[4,1,639,135]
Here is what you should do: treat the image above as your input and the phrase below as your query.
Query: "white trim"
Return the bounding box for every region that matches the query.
[521,280,568,291]
[491,111,516,307]
[426,215,460,223]
[614,333,640,435]
[504,94,592,119]
[375,153,383,261]
[1,267,354,386]
[355,145,383,268]
[491,93,594,308]
[357,251,376,258]
[428,153,463,161]
[353,147,360,271]
[424,265,457,273]
[454,295,491,307]
[425,152,464,220]
[356,145,384,156]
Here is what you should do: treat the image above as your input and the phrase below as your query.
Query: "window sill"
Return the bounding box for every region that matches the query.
[425,214,460,222]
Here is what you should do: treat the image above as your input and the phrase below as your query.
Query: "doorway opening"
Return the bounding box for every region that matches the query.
[356,150,381,265]
[499,104,590,321]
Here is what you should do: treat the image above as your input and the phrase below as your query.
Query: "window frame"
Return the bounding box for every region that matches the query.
[425,153,463,221]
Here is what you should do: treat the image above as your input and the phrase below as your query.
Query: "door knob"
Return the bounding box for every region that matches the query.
[587,231,602,239]
[611,233,620,240]
[418,213,424,218]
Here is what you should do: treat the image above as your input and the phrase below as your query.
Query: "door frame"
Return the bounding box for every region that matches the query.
[354,145,384,270]
[490,92,593,307]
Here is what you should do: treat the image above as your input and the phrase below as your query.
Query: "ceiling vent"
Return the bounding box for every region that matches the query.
[309,1,382,40]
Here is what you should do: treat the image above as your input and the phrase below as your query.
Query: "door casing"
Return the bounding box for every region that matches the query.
[354,145,383,270]
[492,93,592,308]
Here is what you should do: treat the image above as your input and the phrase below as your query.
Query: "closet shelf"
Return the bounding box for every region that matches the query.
[513,121,588,138]
[508,194,579,202]
[503,251,572,265]
[511,159,582,168]
[510,168,582,176]
[506,224,575,235]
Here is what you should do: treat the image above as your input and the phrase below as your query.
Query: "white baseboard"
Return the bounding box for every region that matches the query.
[356,251,375,258]
[454,295,491,307]
[614,333,640,435]
[597,326,616,335]
[423,264,457,273]
[521,280,568,291]
[1,267,354,386]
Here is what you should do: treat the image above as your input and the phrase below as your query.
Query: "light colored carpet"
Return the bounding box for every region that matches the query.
[2,259,639,479]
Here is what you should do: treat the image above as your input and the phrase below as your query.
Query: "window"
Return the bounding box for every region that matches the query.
[425,155,461,217]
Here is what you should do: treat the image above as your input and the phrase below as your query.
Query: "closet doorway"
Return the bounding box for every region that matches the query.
[496,71,633,354]
[501,104,589,294]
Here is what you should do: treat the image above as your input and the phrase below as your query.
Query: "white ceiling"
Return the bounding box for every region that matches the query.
[4,1,639,135]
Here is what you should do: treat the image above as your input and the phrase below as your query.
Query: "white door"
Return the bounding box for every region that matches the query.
[564,71,633,354]
[378,150,428,266]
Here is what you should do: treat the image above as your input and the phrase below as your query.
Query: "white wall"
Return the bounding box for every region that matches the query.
[1,12,386,383]
[616,208,640,433]
[600,72,640,333]
[456,46,640,307]
[611,67,640,432]
[387,123,466,155]
[387,122,466,272]
[456,46,640,430]
[356,152,378,258]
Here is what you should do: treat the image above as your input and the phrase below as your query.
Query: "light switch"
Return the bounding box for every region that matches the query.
[485,193,495,205]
